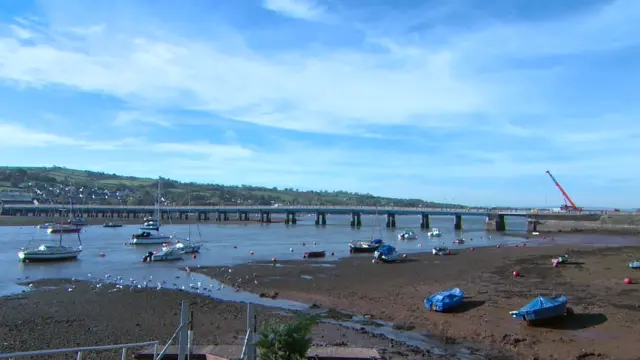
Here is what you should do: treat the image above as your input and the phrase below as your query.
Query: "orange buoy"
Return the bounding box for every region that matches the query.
[625,278,633,284]
[513,271,520,277]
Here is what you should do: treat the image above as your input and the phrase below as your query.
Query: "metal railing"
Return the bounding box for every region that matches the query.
[0,341,159,360]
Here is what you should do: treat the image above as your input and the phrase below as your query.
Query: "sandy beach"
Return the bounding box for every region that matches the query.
[193,243,640,360]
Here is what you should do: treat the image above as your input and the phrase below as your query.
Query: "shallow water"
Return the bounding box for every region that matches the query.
[1,214,635,295]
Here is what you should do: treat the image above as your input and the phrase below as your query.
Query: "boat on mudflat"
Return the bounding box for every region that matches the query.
[374,245,398,263]
[424,288,465,312]
[509,295,571,324]
[629,261,640,269]
[398,229,418,240]
[304,250,326,258]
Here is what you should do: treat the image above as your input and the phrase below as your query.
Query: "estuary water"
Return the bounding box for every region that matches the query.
[0,214,627,298]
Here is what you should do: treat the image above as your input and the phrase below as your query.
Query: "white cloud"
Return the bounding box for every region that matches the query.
[0,122,252,158]
[9,25,33,39]
[262,0,324,20]
[113,110,172,127]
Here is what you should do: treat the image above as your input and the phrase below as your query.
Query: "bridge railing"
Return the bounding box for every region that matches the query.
[0,341,159,360]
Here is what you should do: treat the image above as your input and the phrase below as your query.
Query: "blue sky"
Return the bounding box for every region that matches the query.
[0,0,639,207]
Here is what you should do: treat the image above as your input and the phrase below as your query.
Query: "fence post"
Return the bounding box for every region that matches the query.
[177,301,189,360]
[246,304,256,360]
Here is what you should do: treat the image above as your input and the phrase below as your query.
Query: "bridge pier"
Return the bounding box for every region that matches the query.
[237,212,250,221]
[216,212,229,222]
[350,212,362,227]
[259,212,272,223]
[285,212,297,225]
[386,213,396,228]
[420,213,430,229]
[527,219,538,232]
[315,212,327,226]
[454,215,462,230]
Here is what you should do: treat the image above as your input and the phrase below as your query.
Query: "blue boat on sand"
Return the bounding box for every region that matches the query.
[510,295,571,323]
[374,245,398,263]
[424,288,465,312]
[629,261,640,269]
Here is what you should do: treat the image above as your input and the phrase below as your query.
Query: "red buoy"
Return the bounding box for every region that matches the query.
[471,247,475,251]
[515,244,519,247]
[625,278,633,284]
[513,271,520,277]
[522,243,526,247]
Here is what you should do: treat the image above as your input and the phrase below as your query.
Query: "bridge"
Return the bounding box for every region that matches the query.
[0,204,599,232]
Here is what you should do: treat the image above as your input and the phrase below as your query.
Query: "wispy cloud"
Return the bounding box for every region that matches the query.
[262,0,325,20]
[0,0,638,207]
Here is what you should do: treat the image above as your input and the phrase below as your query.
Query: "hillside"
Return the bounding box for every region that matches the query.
[0,166,464,208]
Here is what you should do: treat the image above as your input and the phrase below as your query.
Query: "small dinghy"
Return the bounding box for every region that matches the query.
[424,288,465,312]
[552,255,569,264]
[629,261,640,269]
[510,295,571,324]
[452,238,465,244]
[374,245,398,263]
[432,247,451,256]
[304,250,326,258]
[350,239,383,253]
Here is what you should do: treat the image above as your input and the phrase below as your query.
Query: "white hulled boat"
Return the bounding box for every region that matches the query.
[142,247,183,262]
[167,190,202,254]
[18,232,83,262]
[47,224,82,234]
[129,231,172,245]
[398,229,418,240]
[428,228,442,237]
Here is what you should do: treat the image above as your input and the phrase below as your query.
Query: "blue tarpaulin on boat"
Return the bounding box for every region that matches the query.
[378,245,396,256]
[424,288,464,312]
[371,239,383,245]
[510,295,567,321]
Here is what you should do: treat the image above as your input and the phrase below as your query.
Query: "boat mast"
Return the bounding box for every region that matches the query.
[156,179,161,227]
[188,188,191,243]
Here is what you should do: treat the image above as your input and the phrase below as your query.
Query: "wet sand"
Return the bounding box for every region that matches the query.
[0,280,448,360]
[193,243,640,360]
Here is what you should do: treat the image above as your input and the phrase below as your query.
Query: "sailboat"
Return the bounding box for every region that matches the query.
[168,189,201,254]
[129,180,172,245]
[349,212,385,253]
[18,232,83,262]
[48,194,83,234]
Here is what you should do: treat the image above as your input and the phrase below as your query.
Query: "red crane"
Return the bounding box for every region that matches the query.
[545,170,583,212]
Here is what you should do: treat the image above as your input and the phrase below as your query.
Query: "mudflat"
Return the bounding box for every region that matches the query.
[194,243,640,360]
[0,280,441,360]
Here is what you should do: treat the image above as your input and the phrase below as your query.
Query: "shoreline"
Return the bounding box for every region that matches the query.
[0,279,510,360]
[3,215,640,235]
[191,244,640,360]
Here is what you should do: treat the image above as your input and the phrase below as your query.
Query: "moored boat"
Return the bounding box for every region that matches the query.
[129,231,172,245]
[428,228,442,237]
[140,217,160,231]
[142,247,183,262]
[424,288,465,312]
[18,232,83,262]
[103,222,123,228]
[432,247,451,255]
[47,224,82,234]
[629,261,640,269]
[509,295,571,324]
[349,238,383,253]
[453,238,465,244]
[374,245,398,263]
[398,229,418,240]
